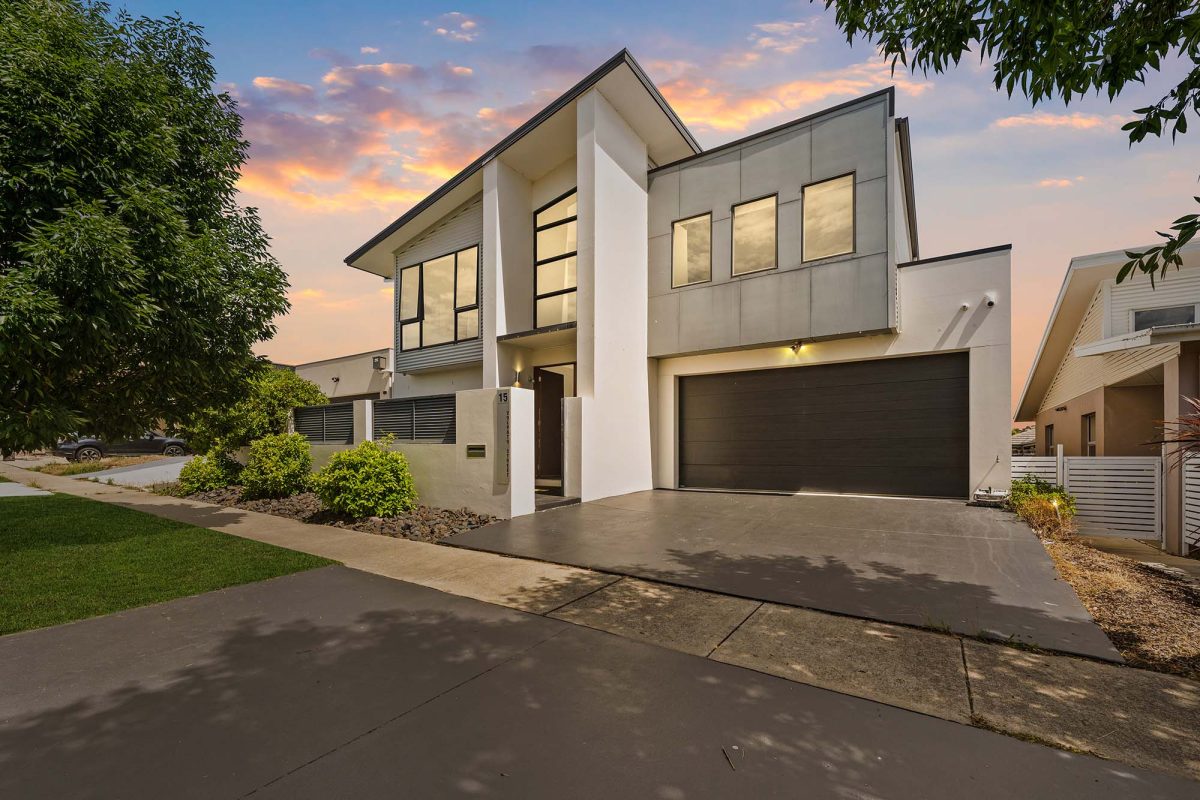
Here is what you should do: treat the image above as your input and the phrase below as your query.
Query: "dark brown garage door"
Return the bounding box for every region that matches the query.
[678,352,969,498]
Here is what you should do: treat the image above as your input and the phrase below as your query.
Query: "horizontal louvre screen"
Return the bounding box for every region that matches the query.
[293,403,353,444]
[373,395,456,443]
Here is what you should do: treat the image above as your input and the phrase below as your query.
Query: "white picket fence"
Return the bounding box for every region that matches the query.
[1182,455,1200,554]
[1011,453,1162,541]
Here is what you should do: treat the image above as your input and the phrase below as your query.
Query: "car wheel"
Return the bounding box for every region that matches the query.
[163,445,186,457]
[76,447,102,462]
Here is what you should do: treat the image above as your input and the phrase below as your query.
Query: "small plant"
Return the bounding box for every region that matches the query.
[1009,475,1076,516]
[312,436,417,518]
[178,450,243,494]
[241,433,312,499]
[1009,475,1077,540]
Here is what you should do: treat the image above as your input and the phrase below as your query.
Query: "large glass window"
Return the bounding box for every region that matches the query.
[397,245,480,351]
[732,196,777,275]
[535,190,577,328]
[803,174,855,262]
[1133,305,1195,331]
[672,213,711,287]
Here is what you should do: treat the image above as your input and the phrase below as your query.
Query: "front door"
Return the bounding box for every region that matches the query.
[534,368,565,481]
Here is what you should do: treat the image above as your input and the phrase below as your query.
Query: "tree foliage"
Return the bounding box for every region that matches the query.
[182,368,326,454]
[0,0,289,453]
[820,0,1200,281]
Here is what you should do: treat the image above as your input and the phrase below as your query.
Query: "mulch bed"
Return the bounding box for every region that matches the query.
[187,486,495,543]
[1039,532,1200,680]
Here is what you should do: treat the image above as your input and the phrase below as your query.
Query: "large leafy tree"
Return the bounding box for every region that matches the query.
[0,0,288,454]
[182,369,326,454]
[821,0,1199,281]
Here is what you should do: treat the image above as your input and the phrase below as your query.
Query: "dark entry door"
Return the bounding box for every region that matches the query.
[534,368,565,480]
[678,352,970,498]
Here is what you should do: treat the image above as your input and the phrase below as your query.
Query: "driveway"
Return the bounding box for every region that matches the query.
[448,490,1120,660]
[0,566,1188,798]
[74,455,193,486]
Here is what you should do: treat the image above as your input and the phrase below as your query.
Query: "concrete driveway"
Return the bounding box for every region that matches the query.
[0,566,1188,799]
[74,455,193,487]
[448,490,1120,660]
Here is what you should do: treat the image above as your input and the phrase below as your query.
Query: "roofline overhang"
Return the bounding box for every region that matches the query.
[344,49,700,273]
[1074,323,1200,358]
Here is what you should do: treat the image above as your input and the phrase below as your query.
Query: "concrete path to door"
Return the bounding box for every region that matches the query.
[449,490,1122,661]
[2,566,1192,799]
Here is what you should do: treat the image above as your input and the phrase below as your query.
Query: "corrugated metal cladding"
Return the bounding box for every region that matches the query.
[373,395,456,443]
[393,194,485,376]
[678,352,969,498]
[294,404,353,444]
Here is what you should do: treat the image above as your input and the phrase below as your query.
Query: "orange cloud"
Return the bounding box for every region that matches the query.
[993,112,1126,131]
[252,76,315,99]
[1038,176,1086,188]
[427,12,481,42]
[323,62,423,86]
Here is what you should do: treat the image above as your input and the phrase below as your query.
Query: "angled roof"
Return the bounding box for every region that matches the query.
[1015,242,1200,421]
[345,49,700,276]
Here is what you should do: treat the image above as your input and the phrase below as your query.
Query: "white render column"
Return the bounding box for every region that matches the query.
[575,89,653,501]
[482,158,533,387]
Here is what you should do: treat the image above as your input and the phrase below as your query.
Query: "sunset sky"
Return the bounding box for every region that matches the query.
[122,1,1200,416]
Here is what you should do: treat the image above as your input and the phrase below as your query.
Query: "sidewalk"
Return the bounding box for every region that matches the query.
[2,462,1197,783]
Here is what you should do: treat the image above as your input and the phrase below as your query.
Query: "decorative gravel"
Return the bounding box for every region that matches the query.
[186,487,495,543]
[1039,532,1200,680]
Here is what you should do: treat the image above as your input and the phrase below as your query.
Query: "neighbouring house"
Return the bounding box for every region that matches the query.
[341,49,1012,517]
[1016,242,1200,554]
[1011,426,1036,456]
[292,348,394,403]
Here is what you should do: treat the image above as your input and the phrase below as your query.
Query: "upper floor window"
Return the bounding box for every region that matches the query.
[672,213,711,287]
[398,245,480,351]
[1133,304,1196,331]
[535,190,577,328]
[803,173,854,262]
[732,195,777,275]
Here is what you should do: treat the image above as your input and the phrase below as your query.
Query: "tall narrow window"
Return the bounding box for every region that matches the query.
[1082,414,1097,456]
[1044,424,1055,456]
[534,190,577,328]
[803,173,855,262]
[672,213,711,287]
[732,196,776,275]
[397,244,480,351]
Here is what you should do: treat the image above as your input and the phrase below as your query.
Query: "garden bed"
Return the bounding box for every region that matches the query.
[184,486,494,543]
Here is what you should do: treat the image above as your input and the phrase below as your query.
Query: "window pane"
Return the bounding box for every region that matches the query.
[399,266,419,321]
[732,197,776,275]
[536,291,576,328]
[401,322,420,351]
[536,192,577,227]
[672,215,711,287]
[804,174,854,261]
[422,254,455,346]
[1133,305,1195,330]
[455,247,477,308]
[537,256,577,295]
[536,220,576,261]
[456,309,479,340]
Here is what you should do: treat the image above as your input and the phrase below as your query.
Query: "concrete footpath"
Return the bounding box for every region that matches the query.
[2,463,1197,784]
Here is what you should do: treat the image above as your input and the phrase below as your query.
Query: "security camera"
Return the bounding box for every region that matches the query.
[985,295,996,308]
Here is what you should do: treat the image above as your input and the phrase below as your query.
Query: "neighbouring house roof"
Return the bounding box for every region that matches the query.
[345,49,701,278]
[1011,426,1035,453]
[1015,242,1200,421]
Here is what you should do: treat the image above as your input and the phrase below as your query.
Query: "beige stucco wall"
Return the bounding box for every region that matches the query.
[652,247,1012,497]
[294,348,392,401]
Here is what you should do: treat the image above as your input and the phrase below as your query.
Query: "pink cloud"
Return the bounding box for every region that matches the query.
[426,12,481,43]
[252,76,315,101]
[993,112,1127,131]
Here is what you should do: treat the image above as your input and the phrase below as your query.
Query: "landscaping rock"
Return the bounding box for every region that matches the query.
[186,487,494,543]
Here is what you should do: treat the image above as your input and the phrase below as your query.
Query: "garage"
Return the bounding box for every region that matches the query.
[678,352,969,498]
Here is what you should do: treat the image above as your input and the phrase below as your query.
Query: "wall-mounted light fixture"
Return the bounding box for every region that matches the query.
[790,340,803,353]
[513,369,522,386]
[1054,406,1067,412]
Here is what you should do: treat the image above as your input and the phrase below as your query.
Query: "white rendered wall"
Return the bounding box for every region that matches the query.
[576,89,654,501]
[653,249,1012,497]
[391,364,482,399]
[482,159,533,385]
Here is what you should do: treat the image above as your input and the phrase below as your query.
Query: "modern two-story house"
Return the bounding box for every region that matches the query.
[344,50,1012,517]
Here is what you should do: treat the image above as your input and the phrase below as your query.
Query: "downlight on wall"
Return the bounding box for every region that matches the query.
[790,340,803,353]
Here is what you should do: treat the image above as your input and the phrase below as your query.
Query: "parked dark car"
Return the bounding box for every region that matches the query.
[54,432,189,462]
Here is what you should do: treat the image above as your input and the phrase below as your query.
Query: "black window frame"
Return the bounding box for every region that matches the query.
[801,171,856,264]
[730,193,779,277]
[397,245,481,352]
[670,211,713,289]
[533,188,578,330]
[1044,424,1055,456]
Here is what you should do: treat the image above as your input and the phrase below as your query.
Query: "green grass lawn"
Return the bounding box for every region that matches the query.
[0,494,333,635]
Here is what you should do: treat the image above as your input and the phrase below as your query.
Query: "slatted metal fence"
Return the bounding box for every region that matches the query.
[372,394,456,443]
[1063,457,1161,540]
[1182,455,1200,554]
[293,403,354,444]
[1010,456,1057,482]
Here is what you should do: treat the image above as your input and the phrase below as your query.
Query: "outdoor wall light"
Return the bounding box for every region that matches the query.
[513,369,522,385]
[790,340,803,353]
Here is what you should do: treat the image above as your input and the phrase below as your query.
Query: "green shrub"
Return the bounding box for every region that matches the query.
[312,437,417,518]
[182,369,327,453]
[178,449,243,494]
[240,433,312,499]
[1009,475,1076,517]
